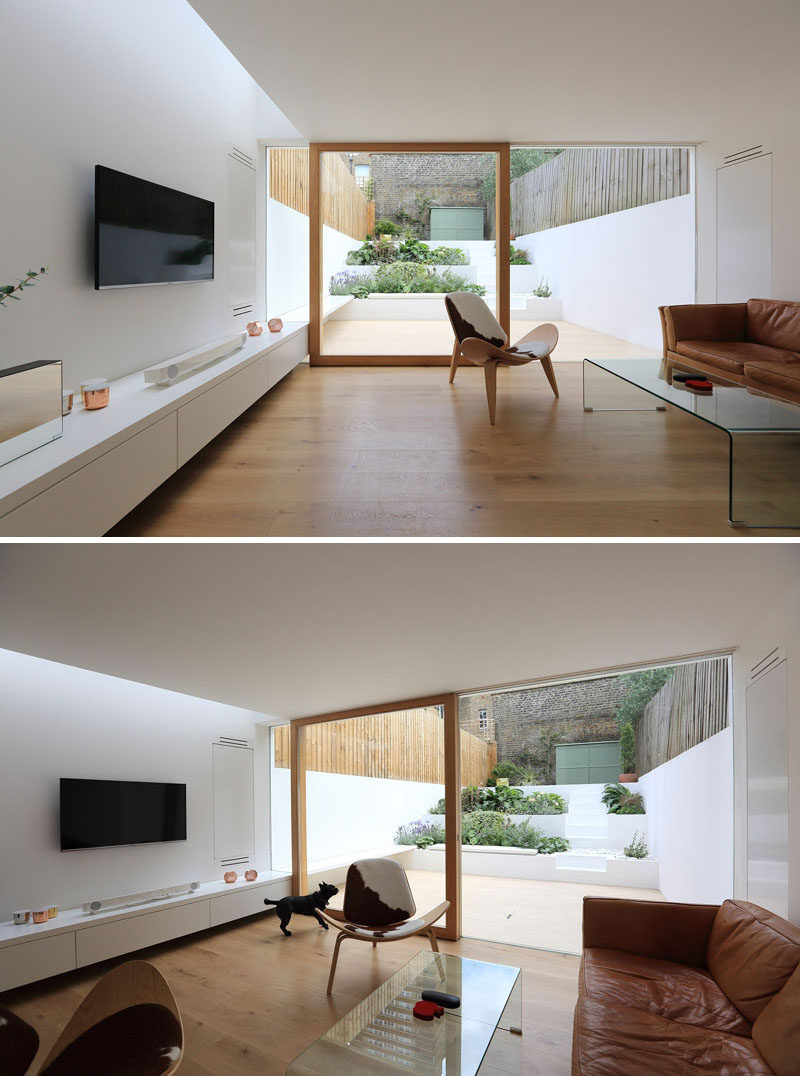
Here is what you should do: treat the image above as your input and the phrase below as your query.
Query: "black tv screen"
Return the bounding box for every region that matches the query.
[95,165,214,288]
[60,778,187,850]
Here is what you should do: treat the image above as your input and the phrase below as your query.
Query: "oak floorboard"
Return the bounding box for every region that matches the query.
[108,363,797,537]
[1,914,580,1076]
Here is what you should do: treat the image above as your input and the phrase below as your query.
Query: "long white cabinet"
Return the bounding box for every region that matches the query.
[0,323,308,536]
[0,872,291,991]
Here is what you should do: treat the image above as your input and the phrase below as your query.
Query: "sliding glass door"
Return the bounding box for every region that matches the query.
[290,693,462,939]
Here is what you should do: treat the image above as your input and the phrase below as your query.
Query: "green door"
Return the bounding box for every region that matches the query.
[429,207,484,240]
[555,741,621,784]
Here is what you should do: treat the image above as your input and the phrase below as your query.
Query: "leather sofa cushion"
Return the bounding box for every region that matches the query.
[675,340,799,375]
[572,997,773,1076]
[581,947,751,1036]
[747,298,800,351]
[707,900,800,1023]
[744,359,800,396]
[752,962,800,1076]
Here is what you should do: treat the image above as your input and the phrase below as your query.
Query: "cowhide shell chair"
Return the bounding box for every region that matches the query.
[445,291,559,424]
[319,858,449,994]
[37,960,183,1075]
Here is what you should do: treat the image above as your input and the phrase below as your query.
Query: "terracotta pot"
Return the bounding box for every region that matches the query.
[618,773,638,783]
[223,871,238,884]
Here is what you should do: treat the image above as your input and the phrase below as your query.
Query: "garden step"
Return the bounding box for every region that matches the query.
[567,836,617,849]
[556,854,608,872]
[566,825,608,838]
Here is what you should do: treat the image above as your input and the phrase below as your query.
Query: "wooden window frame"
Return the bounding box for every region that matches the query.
[290,692,462,940]
[309,143,510,366]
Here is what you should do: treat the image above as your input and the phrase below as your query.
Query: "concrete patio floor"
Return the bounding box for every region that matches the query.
[320,318,661,360]
[405,869,663,955]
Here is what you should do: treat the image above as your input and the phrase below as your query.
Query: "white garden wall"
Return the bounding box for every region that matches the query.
[639,727,733,904]
[515,194,695,351]
[267,198,362,318]
[269,765,443,870]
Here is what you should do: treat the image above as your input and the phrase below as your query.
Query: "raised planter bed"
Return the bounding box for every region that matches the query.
[339,264,479,284]
[403,844,659,889]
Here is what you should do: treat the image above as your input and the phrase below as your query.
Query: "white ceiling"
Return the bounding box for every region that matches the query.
[0,544,796,719]
[188,0,800,143]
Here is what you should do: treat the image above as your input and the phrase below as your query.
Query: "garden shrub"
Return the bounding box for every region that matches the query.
[330,264,485,298]
[487,761,527,786]
[533,277,552,298]
[509,243,530,265]
[620,720,636,773]
[523,791,567,815]
[395,820,445,848]
[463,810,506,846]
[457,785,566,815]
[374,219,400,236]
[346,238,469,267]
[617,793,645,814]
[624,830,648,858]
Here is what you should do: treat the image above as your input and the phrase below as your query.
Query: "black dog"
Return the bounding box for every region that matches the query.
[264,881,339,937]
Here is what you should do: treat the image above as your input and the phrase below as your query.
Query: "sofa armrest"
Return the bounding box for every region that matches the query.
[661,303,747,351]
[582,897,719,968]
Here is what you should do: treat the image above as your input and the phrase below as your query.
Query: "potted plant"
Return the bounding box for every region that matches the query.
[618,721,637,782]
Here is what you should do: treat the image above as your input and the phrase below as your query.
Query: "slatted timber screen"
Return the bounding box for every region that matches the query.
[274,707,495,786]
[268,148,371,240]
[511,147,691,236]
[636,658,729,776]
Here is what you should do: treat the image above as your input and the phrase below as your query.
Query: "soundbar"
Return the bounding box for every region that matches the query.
[82,880,200,915]
[143,331,247,386]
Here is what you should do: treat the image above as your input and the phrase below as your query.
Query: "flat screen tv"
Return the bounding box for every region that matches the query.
[95,165,214,289]
[60,778,187,851]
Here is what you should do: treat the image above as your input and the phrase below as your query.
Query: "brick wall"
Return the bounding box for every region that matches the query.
[459,693,496,742]
[369,153,494,236]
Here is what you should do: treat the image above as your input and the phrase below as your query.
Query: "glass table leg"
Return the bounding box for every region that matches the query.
[583,360,666,412]
[729,431,800,528]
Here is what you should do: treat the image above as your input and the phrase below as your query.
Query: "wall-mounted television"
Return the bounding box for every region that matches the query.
[60,778,187,850]
[95,165,214,289]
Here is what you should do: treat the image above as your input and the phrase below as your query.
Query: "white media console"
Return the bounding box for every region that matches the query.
[0,870,291,992]
[0,322,308,536]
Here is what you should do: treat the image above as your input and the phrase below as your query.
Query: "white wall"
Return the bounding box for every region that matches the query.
[266,197,364,316]
[0,0,301,385]
[0,648,270,922]
[697,101,800,303]
[731,576,800,924]
[269,764,442,869]
[639,727,733,904]
[515,194,695,350]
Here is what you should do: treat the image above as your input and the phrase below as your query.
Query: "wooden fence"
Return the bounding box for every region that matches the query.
[273,707,496,786]
[511,147,691,236]
[268,148,372,241]
[636,658,728,776]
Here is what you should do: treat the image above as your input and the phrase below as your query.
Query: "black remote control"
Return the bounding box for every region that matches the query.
[421,990,460,1009]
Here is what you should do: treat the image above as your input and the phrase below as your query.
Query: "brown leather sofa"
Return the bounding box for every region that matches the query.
[572,897,800,1075]
[659,298,800,401]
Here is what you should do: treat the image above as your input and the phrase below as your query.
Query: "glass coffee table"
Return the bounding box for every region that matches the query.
[286,950,521,1075]
[583,358,800,528]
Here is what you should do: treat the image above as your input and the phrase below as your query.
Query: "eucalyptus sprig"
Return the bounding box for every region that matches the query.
[1,267,48,308]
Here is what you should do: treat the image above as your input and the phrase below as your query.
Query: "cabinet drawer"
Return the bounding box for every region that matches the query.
[75,901,210,968]
[209,879,291,928]
[0,932,76,991]
[0,413,177,537]
[177,357,267,466]
[267,331,307,390]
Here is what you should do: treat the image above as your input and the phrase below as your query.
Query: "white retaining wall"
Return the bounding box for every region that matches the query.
[404,846,659,889]
[269,766,443,870]
[639,727,733,904]
[514,194,695,351]
[266,198,362,318]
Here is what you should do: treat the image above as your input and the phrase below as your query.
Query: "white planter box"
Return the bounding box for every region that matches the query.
[508,813,567,838]
[509,264,539,291]
[403,845,658,889]
[607,813,649,847]
[519,296,562,319]
[330,293,453,321]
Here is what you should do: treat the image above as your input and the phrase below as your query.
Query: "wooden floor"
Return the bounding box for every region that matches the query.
[110,360,796,537]
[1,914,579,1075]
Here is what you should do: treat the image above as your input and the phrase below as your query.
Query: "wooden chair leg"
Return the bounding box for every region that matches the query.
[427,929,440,954]
[327,932,347,995]
[483,362,498,424]
[540,356,559,397]
[449,339,460,383]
